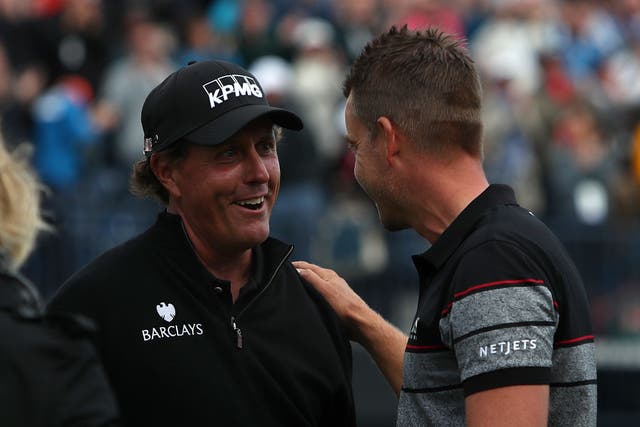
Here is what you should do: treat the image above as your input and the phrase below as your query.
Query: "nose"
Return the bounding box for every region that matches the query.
[245,149,270,184]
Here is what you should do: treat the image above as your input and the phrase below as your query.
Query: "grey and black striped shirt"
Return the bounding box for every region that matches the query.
[398,185,596,426]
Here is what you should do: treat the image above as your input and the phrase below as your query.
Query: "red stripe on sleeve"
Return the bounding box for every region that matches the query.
[555,335,595,346]
[406,343,447,351]
[453,278,544,299]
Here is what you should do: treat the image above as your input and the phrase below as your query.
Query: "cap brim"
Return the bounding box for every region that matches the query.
[182,104,303,146]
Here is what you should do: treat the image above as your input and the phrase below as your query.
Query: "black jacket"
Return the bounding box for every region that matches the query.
[47,212,356,427]
[0,256,120,427]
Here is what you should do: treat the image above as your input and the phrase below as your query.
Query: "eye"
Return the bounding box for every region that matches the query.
[346,138,358,152]
[217,146,237,160]
[258,138,277,154]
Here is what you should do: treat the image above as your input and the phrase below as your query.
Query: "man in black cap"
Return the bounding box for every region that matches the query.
[47,60,355,427]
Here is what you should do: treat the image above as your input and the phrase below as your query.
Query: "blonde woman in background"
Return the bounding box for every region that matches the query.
[0,136,120,427]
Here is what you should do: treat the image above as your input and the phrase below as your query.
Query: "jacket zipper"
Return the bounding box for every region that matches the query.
[231,316,243,349]
[230,245,294,349]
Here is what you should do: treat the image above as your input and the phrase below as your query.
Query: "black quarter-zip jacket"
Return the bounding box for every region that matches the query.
[47,212,355,427]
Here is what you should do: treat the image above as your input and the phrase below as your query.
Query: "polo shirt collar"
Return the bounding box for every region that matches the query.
[413,184,517,271]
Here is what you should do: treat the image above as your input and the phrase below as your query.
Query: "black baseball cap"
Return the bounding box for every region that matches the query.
[141,60,303,156]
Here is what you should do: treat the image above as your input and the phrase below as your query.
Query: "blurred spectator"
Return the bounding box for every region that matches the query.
[205,0,240,35]
[519,52,577,209]
[0,0,38,69]
[290,17,346,166]
[390,0,466,37]
[599,34,640,110]
[236,0,285,65]
[454,0,493,39]
[332,0,382,61]
[545,99,620,226]
[482,74,545,213]
[31,75,107,191]
[29,0,110,91]
[27,74,111,295]
[555,0,624,90]
[613,0,640,43]
[175,12,242,66]
[0,36,46,147]
[471,0,556,98]
[98,12,176,169]
[270,0,336,24]
[249,55,326,261]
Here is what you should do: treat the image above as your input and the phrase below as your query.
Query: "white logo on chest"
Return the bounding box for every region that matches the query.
[142,302,204,342]
[156,302,176,322]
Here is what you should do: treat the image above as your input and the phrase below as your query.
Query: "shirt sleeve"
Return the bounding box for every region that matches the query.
[439,239,559,396]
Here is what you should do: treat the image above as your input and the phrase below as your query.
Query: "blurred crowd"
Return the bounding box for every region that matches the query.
[2,0,640,338]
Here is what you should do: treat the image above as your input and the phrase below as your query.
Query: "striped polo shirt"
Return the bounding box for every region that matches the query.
[397,184,596,426]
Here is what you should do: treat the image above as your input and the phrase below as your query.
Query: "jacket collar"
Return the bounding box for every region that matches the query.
[150,211,293,286]
[0,251,43,315]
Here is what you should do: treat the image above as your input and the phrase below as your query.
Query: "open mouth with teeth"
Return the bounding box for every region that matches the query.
[235,196,265,211]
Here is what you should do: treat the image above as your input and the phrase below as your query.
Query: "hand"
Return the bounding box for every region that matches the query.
[292,260,369,342]
[293,260,407,395]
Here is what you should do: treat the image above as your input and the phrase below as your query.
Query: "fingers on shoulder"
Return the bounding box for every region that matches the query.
[293,261,331,276]
[292,260,322,269]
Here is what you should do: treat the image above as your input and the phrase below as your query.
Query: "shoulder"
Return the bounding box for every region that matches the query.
[47,229,154,315]
[468,204,550,246]
[460,204,566,271]
[443,208,558,306]
[0,304,96,365]
[460,205,580,292]
[289,263,352,347]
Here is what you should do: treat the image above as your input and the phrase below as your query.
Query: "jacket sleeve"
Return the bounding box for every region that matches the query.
[47,315,122,427]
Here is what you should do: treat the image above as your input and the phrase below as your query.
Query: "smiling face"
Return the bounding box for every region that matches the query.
[345,94,406,231]
[165,117,280,254]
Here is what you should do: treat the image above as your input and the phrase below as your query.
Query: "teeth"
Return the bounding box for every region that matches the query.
[237,196,264,206]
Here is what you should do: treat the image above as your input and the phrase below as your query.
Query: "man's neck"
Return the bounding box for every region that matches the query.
[192,238,252,302]
[406,154,489,244]
[171,209,253,301]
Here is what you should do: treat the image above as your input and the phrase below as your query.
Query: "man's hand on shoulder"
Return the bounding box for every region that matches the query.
[293,260,407,395]
[293,260,369,342]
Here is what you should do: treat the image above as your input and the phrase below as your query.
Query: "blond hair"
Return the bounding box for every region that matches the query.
[0,137,49,269]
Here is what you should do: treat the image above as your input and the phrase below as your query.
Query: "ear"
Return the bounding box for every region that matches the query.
[376,116,400,165]
[150,153,182,199]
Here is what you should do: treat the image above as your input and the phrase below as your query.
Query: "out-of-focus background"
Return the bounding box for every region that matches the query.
[2,0,639,425]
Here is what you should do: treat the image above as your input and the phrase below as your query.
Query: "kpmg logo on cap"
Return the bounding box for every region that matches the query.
[203,74,263,109]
